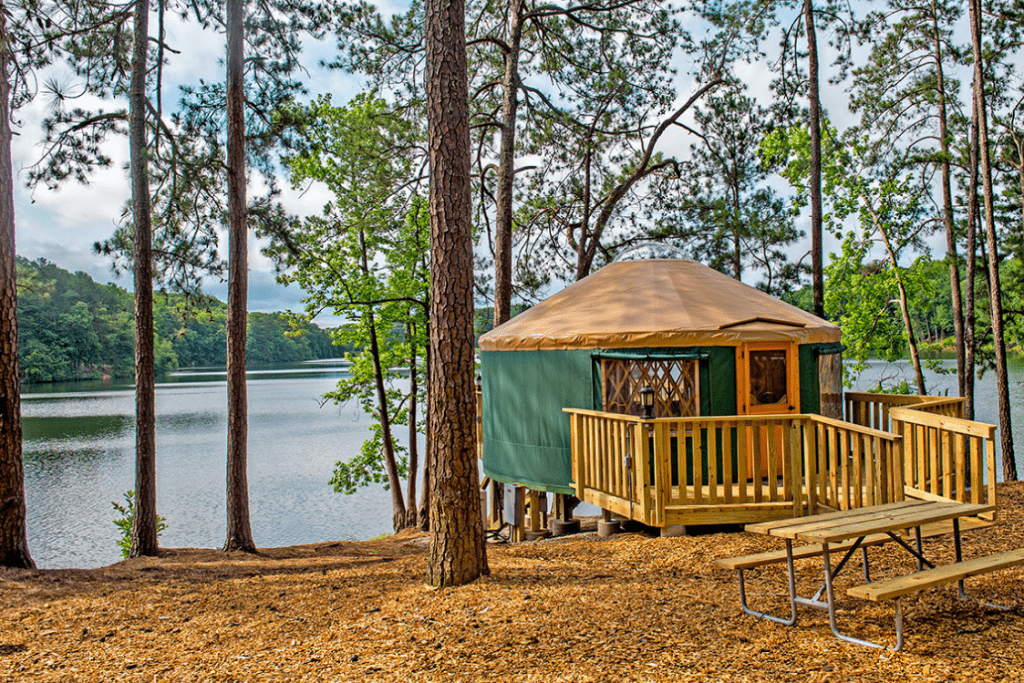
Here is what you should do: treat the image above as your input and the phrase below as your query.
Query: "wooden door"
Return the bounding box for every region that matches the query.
[736,342,799,477]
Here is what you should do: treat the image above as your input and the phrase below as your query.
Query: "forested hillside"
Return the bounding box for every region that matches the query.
[16,258,347,384]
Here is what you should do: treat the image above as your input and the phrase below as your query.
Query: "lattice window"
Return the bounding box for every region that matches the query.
[601,358,700,418]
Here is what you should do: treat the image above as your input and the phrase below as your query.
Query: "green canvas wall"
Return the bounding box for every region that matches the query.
[481,349,595,494]
[481,346,739,493]
[799,342,845,414]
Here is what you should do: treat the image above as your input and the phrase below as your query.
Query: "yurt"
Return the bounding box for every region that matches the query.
[478,257,843,495]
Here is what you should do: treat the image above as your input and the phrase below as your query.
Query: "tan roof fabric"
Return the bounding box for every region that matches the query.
[479,260,841,351]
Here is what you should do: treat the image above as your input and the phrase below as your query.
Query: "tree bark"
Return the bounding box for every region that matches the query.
[425,0,488,586]
[0,10,34,569]
[929,2,966,397]
[418,337,431,532]
[223,0,256,551]
[969,0,1017,481]
[129,0,159,558]
[804,0,824,319]
[493,0,524,329]
[405,322,419,528]
[964,88,980,422]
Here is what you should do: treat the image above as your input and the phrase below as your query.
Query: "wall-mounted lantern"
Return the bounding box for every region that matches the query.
[640,386,655,419]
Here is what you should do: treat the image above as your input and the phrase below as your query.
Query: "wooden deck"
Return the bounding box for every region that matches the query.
[565,393,998,528]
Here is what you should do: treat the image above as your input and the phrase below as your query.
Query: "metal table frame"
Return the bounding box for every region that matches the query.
[737,501,998,651]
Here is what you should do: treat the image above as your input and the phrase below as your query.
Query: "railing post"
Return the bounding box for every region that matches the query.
[801,416,817,515]
[790,418,803,517]
[893,434,905,502]
[572,414,585,500]
[635,421,652,526]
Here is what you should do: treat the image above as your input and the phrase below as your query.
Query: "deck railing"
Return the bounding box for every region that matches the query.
[845,392,966,433]
[804,415,904,514]
[566,409,907,527]
[890,407,997,521]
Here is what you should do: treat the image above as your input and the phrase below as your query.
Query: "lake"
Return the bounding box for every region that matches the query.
[21,356,1024,569]
[22,360,399,569]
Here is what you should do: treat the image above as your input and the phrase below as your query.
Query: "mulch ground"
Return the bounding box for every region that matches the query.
[3,484,1024,683]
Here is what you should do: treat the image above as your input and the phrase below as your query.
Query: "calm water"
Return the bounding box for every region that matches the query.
[21,356,1024,569]
[22,360,398,569]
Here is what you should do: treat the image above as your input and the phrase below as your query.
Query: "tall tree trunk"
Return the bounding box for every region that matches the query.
[803,0,824,319]
[129,0,159,558]
[493,0,524,328]
[929,3,966,397]
[732,184,742,279]
[405,322,418,527]
[0,11,34,569]
[223,0,256,551]
[418,337,431,531]
[367,311,407,530]
[969,0,1017,481]
[964,95,981,421]
[425,0,488,586]
[869,202,927,394]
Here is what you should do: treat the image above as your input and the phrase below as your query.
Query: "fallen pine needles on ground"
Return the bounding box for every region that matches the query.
[3,483,1024,682]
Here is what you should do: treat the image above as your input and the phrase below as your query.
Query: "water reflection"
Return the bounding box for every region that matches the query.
[22,360,395,569]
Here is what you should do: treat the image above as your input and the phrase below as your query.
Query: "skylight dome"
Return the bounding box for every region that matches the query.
[613,242,689,262]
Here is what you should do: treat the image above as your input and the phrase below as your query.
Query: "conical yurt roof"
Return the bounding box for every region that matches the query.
[478,259,840,351]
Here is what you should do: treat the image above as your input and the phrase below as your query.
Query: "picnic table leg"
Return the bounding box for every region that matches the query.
[822,542,892,650]
[951,518,1012,611]
[861,547,871,584]
[736,539,798,626]
[915,526,924,571]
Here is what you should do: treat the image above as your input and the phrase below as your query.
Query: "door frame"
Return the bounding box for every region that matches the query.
[735,341,800,416]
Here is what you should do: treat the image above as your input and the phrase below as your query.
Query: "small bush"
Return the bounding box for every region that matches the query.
[112,490,167,558]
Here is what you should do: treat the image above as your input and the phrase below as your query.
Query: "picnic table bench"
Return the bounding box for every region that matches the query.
[715,500,1021,651]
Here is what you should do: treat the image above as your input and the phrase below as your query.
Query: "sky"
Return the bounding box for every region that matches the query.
[10,1,957,322]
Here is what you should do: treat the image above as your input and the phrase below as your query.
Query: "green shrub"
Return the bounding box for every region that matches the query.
[112,490,167,558]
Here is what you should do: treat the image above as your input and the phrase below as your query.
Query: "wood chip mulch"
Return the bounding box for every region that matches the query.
[4,483,1024,682]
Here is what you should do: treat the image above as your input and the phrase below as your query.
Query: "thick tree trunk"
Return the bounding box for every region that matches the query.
[0,12,34,569]
[129,0,159,558]
[425,0,488,586]
[930,4,966,396]
[969,0,1017,481]
[223,0,256,551]
[804,0,824,319]
[493,0,524,328]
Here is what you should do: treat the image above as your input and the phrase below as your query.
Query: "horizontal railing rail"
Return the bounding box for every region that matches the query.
[845,392,966,433]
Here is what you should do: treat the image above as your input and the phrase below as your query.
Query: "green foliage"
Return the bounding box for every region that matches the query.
[15,257,345,383]
[112,490,167,559]
[269,93,428,500]
[329,423,407,494]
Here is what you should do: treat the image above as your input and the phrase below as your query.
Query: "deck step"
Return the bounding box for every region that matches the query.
[847,548,1024,602]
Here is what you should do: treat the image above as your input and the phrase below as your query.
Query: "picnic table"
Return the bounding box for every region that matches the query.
[716,499,1024,651]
